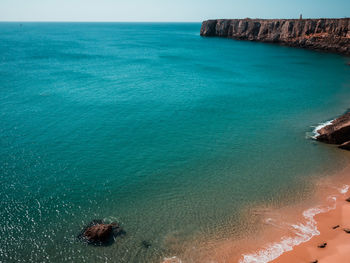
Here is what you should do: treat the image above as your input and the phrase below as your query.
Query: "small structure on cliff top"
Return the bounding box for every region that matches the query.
[300,14,303,20]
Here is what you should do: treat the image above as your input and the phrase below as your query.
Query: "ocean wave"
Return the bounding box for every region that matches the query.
[311,120,333,139]
[239,196,337,263]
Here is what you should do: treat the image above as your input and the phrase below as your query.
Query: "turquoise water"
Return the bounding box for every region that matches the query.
[1,22,350,263]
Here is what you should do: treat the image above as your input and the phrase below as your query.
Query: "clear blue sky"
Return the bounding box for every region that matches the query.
[0,0,349,22]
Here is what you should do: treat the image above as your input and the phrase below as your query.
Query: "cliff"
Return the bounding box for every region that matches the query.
[200,18,350,55]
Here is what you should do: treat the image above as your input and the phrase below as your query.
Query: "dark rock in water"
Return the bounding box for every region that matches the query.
[343,228,350,233]
[317,242,327,248]
[200,18,350,55]
[78,219,125,246]
[141,240,151,249]
[316,112,350,145]
[332,225,340,229]
[346,197,350,202]
[339,140,350,150]
[311,260,318,263]
[84,224,113,243]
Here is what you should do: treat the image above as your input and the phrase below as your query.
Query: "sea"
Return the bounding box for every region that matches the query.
[1,22,350,263]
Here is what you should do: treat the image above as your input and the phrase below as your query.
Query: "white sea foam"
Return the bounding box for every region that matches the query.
[239,197,337,263]
[338,184,349,194]
[162,256,183,263]
[311,119,334,139]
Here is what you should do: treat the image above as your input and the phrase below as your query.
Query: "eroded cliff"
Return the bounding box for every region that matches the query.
[200,18,350,55]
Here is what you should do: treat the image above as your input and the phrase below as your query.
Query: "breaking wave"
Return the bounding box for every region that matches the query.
[311,119,333,139]
[239,184,349,263]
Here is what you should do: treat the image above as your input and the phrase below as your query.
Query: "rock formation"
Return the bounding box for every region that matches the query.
[78,219,124,246]
[316,112,350,150]
[339,140,350,150]
[200,18,350,55]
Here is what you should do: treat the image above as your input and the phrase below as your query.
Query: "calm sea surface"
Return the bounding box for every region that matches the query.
[1,23,350,262]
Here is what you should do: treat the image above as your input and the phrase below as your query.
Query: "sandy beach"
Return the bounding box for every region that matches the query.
[271,177,350,263]
[243,164,350,263]
[160,164,350,263]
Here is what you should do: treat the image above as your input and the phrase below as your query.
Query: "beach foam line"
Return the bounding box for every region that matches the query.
[162,256,183,263]
[338,184,349,194]
[162,184,350,263]
[311,119,334,139]
[239,196,338,263]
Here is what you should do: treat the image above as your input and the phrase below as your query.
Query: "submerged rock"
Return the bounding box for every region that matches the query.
[84,223,113,243]
[316,112,350,146]
[141,240,151,249]
[78,219,125,246]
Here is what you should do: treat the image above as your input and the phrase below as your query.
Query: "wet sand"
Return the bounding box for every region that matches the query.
[246,164,350,263]
[272,188,350,263]
[161,165,350,263]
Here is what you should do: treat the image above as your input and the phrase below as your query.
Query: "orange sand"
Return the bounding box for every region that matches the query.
[271,193,350,263]
[161,165,350,263]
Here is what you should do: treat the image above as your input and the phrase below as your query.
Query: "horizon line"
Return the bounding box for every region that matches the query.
[0,20,204,23]
[0,17,349,23]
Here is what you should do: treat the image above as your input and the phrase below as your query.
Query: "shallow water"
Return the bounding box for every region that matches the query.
[1,22,350,263]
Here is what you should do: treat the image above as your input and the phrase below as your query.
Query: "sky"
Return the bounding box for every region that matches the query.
[0,0,349,22]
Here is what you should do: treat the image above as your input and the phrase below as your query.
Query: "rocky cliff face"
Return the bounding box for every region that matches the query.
[200,18,350,55]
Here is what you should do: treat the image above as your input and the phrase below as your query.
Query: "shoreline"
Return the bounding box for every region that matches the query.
[238,165,350,263]
[160,112,350,263]
[240,164,350,263]
[271,171,350,263]
[161,163,350,263]
[213,112,350,263]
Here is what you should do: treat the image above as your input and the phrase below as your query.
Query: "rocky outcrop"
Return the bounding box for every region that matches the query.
[84,223,113,243]
[316,112,350,144]
[316,112,350,150]
[339,140,350,150]
[78,220,124,246]
[200,18,350,55]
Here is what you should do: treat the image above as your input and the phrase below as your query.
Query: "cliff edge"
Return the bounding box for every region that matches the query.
[200,18,350,55]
